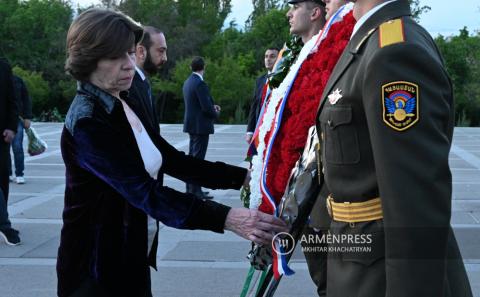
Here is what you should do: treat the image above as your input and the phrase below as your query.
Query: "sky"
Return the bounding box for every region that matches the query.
[72,0,480,37]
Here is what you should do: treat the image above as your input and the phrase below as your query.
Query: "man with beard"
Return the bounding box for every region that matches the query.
[130,26,167,134]
[129,26,167,266]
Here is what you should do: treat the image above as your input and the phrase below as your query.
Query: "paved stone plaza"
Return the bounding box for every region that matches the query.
[0,123,479,297]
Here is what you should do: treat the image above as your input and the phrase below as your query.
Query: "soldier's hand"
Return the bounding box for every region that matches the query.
[3,129,15,143]
[245,133,253,144]
[224,208,287,246]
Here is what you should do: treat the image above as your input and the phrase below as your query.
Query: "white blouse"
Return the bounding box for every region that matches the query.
[119,99,162,255]
[119,99,162,179]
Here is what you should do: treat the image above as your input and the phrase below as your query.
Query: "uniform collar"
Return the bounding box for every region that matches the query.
[78,81,127,114]
[351,0,397,38]
[348,0,411,54]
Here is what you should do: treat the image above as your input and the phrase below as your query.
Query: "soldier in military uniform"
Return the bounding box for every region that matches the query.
[315,0,473,296]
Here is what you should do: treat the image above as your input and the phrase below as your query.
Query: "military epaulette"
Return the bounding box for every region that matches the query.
[378,18,405,48]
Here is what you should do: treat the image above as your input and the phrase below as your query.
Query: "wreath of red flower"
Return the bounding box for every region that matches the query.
[259,12,356,214]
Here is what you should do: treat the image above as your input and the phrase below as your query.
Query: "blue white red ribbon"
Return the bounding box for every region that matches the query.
[249,3,354,280]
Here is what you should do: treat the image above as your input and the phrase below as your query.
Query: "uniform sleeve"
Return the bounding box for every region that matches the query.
[73,118,233,232]
[195,82,218,119]
[362,42,453,297]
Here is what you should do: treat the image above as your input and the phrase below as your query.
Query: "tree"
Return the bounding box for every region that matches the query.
[118,0,232,76]
[12,66,50,115]
[0,0,72,80]
[154,56,254,124]
[436,28,480,126]
[243,8,289,72]
[246,0,282,28]
[409,0,431,21]
[0,0,73,116]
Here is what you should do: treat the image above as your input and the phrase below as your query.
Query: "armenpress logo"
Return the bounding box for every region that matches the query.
[272,232,295,256]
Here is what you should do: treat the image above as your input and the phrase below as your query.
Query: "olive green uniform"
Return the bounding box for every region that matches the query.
[314,1,473,296]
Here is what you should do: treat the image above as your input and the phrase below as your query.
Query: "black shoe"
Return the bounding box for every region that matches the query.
[202,191,210,195]
[0,228,21,246]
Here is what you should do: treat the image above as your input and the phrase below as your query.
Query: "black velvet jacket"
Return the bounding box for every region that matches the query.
[57,82,247,297]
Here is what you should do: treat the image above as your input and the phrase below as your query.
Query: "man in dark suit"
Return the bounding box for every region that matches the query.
[245,48,279,143]
[129,26,167,134]
[315,0,472,296]
[129,26,168,265]
[0,58,21,245]
[183,57,220,199]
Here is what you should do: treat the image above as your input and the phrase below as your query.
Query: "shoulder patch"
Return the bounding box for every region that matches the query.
[382,81,419,131]
[65,95,94,135]
[379,18,405,48]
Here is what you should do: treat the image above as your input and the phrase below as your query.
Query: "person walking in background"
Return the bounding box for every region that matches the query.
[245,47,279,144]
[0,58,21,246]
[130,26,167,134]
[8,75,32,184]
[183,57,220,200]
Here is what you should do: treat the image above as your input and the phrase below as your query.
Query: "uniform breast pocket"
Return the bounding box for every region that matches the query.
[320,106,360,165]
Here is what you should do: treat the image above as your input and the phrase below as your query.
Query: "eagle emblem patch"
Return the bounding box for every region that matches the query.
[382,81,419,131]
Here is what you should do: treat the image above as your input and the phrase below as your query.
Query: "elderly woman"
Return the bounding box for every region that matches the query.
[57,8,286,297]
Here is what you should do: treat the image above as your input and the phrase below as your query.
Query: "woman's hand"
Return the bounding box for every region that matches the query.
[224,208,288,246]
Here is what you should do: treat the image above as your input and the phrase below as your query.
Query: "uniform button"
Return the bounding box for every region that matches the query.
[322,167,325,174]
[321,132,324,140]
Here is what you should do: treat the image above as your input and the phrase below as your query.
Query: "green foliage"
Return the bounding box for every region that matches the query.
[436,28,480,126]
[246,0,283,28]
[38,107,64,122]
[0,0,73,118]
[243,8,289,71]
[0,0,477,127]
[119,0,232,67]
[0,0,72,79]
[204,57,254,123]
[409,0,431,22]
[269,35,303,88]
[153,57,254,124]
[204,8,288,75]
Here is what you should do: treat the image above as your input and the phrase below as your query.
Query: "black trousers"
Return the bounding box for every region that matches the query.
[0,142,9,200]
[186,134,209,196]
[0,142,12,230]
[302,227,327,296]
